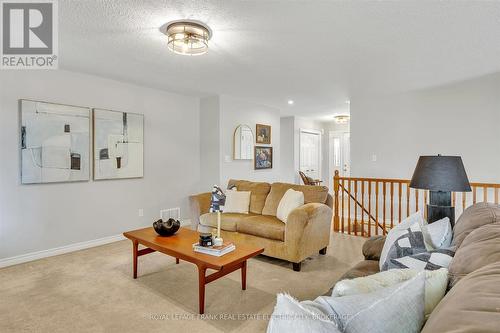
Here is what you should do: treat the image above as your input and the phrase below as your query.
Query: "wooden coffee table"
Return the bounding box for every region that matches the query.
[123,227,264,314]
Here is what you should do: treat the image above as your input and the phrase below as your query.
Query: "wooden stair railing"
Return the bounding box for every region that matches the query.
[333,170,500,237]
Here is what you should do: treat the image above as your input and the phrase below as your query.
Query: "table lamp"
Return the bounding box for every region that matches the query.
[210,185,226,246]
[410,155,471,226]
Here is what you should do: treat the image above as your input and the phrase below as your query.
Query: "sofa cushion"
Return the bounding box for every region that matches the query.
[227,179,271,214]
[199,212,256,232]
[453,202,500,248]
[422,261,500,333]
[237,215,285,241]
[262,182,329,216]
[448,222,500,287]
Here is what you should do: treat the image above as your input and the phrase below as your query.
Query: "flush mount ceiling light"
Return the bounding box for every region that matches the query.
[288,100,294,105]
[334,115,350,124]
[160,20,212,56]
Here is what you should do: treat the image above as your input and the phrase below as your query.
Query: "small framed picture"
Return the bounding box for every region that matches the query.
[254,146,273,169]
[256,124,271,144]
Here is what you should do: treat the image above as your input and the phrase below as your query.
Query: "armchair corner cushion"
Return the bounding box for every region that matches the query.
[333,268,448,317]
[362,236,386,260]
[276,189,304,223]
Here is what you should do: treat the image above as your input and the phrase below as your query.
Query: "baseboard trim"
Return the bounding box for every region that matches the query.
[0,234,126,268]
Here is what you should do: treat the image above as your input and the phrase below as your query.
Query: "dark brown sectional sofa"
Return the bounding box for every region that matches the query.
[334,202,500,333]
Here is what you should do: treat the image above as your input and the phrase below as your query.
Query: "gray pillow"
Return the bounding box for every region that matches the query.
[382,222,427,270]
[386,247,456,271]
[319,272,426,333]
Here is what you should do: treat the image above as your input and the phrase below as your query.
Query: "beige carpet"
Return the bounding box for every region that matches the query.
[0,233,365,333]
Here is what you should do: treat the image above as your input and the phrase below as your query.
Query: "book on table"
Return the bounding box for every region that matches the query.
[193,242,236,257]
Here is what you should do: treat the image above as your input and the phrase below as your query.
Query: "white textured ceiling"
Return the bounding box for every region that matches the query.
[60,0,500,119]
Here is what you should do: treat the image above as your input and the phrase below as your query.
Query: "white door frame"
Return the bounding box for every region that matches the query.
[329,130,350,191]
[299,128,322,181]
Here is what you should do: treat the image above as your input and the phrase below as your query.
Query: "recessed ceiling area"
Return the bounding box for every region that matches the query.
[59,0,500,119]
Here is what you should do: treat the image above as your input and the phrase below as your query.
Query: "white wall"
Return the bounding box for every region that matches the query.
[280,117,295,183]
[199,96,220,190]
[351,72,500,182]
[219,95,281,187]
[0,70,200,259]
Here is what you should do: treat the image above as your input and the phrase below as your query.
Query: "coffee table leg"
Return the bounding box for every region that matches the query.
[132,240,138,279]
[198,266,207,314]
[241,261,247,290]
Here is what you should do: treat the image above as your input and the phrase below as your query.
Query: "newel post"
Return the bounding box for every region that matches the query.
[333,170,340,231]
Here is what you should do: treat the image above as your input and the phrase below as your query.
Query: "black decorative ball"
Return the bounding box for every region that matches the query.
[153,218,180,236]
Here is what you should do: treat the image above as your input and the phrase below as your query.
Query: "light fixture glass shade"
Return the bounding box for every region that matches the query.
[334,115,350,124]
[410,155,471,192]
[161,21,211,56]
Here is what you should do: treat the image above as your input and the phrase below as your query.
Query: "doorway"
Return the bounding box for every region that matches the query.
[299,129,322,181]
[329,131,350,190]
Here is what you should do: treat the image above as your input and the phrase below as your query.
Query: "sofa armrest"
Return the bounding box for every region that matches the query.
[285,203,333,261]
[188,192,211,230]
[362,235,386,261]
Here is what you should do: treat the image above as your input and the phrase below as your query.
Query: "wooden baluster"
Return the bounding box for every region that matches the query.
[354,181,358,236]
[483,186,488,202]
[473,186,477,204]
[375,182,379,236]
[348,180,351,235]
[495,188,499,204]
[452,192,456,207]
[333,171,340,231]
[390,182,394,229]
[361,181,365,237]
[462,192,466,213]
[341,179,345,233]
[406,183,410,217]
[398,182,402,224]
[383,182,386,235]
[415,189,419,212]
[368,181,372,237]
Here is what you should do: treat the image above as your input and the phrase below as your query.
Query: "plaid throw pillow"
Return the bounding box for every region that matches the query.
[386,248,456,271]
[381,222,427,271]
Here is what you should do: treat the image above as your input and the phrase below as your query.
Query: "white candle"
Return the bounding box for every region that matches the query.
[217,211,221,238]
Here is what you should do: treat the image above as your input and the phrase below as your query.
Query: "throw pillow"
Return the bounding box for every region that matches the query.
[268,273,425,333]
[266,293,340,333]
[223,189,251,214]
[324,273,426,333]
[379,211,426,270]
[381,221,428,270]
[276,189,305,223]
[332,268,449,317]
[386,247,456,271]
[422,217,452,250]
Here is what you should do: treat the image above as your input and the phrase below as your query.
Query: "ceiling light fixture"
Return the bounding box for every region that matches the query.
[288,100,294,105]
[334,115,350,124]
[160,20,212,56]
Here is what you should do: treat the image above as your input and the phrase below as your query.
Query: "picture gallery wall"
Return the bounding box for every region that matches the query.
[20,99,144,184]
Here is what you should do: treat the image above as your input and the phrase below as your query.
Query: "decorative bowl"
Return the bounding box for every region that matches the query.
[153,218,180,236]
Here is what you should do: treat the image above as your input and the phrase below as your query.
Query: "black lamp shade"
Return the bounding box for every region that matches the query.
[410,156,471,192]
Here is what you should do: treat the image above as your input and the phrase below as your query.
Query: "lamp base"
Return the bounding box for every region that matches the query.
[427,191,455,227]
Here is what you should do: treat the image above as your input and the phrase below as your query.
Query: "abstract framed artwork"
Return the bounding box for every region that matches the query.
[256,124,271,144]
[93,109,144,180]
[20,100,91,184]
[254,146,273,170]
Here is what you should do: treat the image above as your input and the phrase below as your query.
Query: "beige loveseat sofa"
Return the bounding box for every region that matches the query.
[189,180,333,271]
[335,202,500,332]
